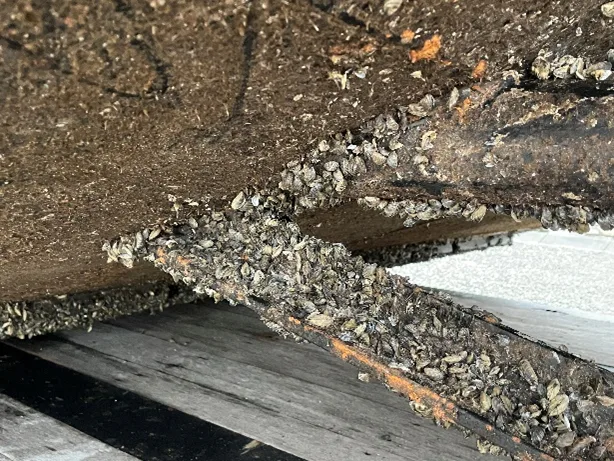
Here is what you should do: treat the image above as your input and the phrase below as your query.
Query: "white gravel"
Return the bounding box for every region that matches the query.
[390,229,614,320]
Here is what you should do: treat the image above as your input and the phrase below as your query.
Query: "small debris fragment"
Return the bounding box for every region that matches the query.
[448,87,460,110]
[358,372,371,382]
[602,2,614,18]
[383,0,403,15]
[562,192,582,201]
[242,440,262,454]
[472,60,488,79]
[354,67,368,79]
[329,71,349,90]
[306,312,334,329]
[410,35,442,63]
[455,97,472,122]
[400,29,416,44]
[532,55,551,80]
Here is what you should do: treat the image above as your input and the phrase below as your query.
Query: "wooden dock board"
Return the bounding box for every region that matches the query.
[0,394,137,461]
[7,295,613,460]
[447,292,614,370]
[11,300,501,461]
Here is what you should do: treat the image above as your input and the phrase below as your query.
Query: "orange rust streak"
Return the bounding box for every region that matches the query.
[400,29,415,44]
[410,35,442,63]
[330,338,456,425]
[288,317,301,325]
[472,59,488,79]
[155,247,167,264]
[483,315,501,324]
[455,97,472,123]
[361,43,377,55]
[176,256,192,267]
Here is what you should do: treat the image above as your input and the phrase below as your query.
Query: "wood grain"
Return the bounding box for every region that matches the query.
[0,394,137,461]
[13,300,501,461]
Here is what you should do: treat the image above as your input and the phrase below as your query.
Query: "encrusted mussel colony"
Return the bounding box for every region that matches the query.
[0,283,197,340]
[106,192,614,460]
[357,233,514,268]
[102,82,614,460]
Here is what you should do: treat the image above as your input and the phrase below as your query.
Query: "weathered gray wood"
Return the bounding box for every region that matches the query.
[13,301,500,461]
[0,394,137,461]
[447,292,614,370]
[110,304,421,408]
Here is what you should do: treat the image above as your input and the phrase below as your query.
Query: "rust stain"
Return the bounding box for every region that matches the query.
[472,59,488,79]
[257,303,552,461]
[329,41,377,64]
[410,35,442,63]
[155,247,167,264]
[361,43,377,55]
[455,97,472,123]
[330,338,456,425]
[483,314,501,325]
[524,454,540,461]
[400,29,416,44]
[288,316,301,325]
[176,256,191,267]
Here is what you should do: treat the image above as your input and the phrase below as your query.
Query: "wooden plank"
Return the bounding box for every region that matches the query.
[110,304,426,409]
[447,292,614,370]
[13,303,500,461]
[0,394,137,461]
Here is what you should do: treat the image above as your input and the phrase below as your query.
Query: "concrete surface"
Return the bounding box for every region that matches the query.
[391,228,614,320]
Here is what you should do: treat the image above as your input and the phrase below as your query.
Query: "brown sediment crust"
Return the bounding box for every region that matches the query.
[3,0,614,301]
[298,201,541,251]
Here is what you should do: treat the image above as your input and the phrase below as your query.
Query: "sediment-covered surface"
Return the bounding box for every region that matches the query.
[4,3,614,455]
[3,0,614,301]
